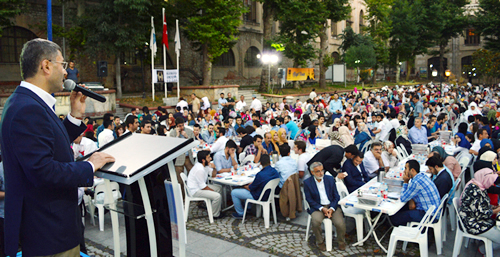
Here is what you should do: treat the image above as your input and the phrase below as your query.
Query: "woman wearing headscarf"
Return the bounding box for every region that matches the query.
[458,168,500,255]
[330,131,345,148]
[269,130,281,156]
[395,125,412,155]
[429,146,461,180]
[464,102,480,119]
[453,122,472,149]
[354,122,372,151]
[382,141,398,168]
[277,128,288,146]
[338,126,354,146]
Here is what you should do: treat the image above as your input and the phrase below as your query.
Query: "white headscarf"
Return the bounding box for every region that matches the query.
[464,102,480,118]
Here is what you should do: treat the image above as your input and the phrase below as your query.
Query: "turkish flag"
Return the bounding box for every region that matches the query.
[163,16,169,49]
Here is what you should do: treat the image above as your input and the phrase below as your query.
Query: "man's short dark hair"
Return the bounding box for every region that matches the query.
[354,151,364,159]
[253,134,263,142]
[279,144,290,157]
[224,120,230,125]
[406,159,420,173]
[125,115,137,128]
[482,116,489,125]
[371,141,383,148]
[225,140,237,149]
[103,113,114,121]
[141,120,152,128]
[218,127,226,135]
[345,144,359,155]
[197,150,211,164]
[253,120,261,127]
[260,154,270,166]
[425,156,443,168]
[236,127,247,135]
[294,140,306,152]
[130,108,136,112]
[467,115,475,123]
[103,118,114,129]
[294,110,301,114]
[270,119,277,126]
[142,106,149,113]
[193,124,201,129]
[175,117,184,125]
[245,126,255,134]
[252,113,259,118]
[277,117,284,123]
[215,121,222,127]
[20,38,62,80]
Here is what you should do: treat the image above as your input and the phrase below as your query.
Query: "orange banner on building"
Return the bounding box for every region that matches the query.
[286,68,315,81]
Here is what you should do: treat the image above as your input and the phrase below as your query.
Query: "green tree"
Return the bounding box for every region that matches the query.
[363,0,393,84]
[433,0,468,81]
[169,0,246,86]
[338,27,373,54]
[474,0,500,52]
[390,0,438,82]
[316,0,350,88]
[78,0,154,98]
[472,48,500,83]
[0,0,24,36]
[344,44,376,71]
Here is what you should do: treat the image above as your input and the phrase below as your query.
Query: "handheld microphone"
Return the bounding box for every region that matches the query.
[63,79,107,103]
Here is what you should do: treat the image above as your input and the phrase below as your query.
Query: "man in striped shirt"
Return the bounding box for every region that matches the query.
[390,160,441,226]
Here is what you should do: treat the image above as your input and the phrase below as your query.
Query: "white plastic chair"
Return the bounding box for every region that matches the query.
[90,182,121,231]
[452,197,493,257]
[400,145,409,158]
[303,188,335,252]
[180,173,214,224]
[395,146,405,160]
[403,194,449,255]
[335,181,366,246]
[387,205,436,257]
[242,178,280,228]
[241,154,255,165]
[444,178,461,236]
[457,155,471,194]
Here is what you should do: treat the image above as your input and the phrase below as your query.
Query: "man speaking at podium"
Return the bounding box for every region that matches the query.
[0,38,115,257]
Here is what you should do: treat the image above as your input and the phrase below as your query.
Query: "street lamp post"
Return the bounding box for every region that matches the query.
[257,53,279,90]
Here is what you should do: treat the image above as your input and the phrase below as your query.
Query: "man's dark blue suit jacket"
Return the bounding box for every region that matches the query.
[342,158,369,194]
[0,86,93,256]
[303,175,340,214]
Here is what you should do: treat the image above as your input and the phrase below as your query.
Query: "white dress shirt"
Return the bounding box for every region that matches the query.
[471,139,481,152]
[98,128,114,148]
[250,98,262,111]
[378,118,392,142]
[309,91,317,100]
[235,100,247,112]
[363,150,389,176]
[314,178,333,210]
[187,162,213,195]
[210,136,228,153]
[72,137,98,159]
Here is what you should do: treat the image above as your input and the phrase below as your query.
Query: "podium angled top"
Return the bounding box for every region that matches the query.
[79,133,198,185]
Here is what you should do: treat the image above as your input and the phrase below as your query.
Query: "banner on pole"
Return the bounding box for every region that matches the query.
[286,68,315,81]
[153,69,178,83]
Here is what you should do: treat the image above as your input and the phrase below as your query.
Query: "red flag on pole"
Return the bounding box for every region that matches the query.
[163,16,169,49]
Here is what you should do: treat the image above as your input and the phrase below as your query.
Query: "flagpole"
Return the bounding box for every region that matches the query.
[163,8,167,100]
[176,19,180,100]
[151,16,155,101]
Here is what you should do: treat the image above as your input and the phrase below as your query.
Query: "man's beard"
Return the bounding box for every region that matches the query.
[314,174,324,180]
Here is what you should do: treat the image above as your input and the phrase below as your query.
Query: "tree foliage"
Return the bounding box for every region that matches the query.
[474,0,500,52]
[363,0,393,69]
[344,44,376,69]
[338,27,373,54]
[472,48,500,82]
[0,0,24,36]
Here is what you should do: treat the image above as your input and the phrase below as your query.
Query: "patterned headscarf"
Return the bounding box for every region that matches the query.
[396,125,409,140]
[330,131,345,147]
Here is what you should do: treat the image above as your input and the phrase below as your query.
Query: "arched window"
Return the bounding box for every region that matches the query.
[214,49,235,67]
[244,46,261,67]
[0,26,37,63]
[331,52,340,63]
[359,10,364,33]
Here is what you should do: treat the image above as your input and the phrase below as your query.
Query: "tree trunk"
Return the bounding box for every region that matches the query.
[439,43,445,92]
[395,53,400,83]
[202,43,212,86]
[115,56,122,98]
[318,23,328,88]
[77,0,85,17]
[406,61,411,81]
[259,4,274,92]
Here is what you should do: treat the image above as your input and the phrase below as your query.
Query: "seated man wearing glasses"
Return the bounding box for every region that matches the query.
[304,162,346,251]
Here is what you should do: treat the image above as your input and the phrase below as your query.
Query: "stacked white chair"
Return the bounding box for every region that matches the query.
[90,182,122,231]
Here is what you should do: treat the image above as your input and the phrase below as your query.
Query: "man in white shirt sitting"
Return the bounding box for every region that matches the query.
[97,119,114,148]
[72,132,98,159]
[186,150,223,219]
[210,127,229,154]
[363,141,389,179]
[376,113,392,142]
[293,141,311,183]
[250,94,262,117]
